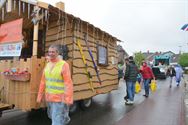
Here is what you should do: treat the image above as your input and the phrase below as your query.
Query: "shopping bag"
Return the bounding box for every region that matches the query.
[135,81,141,93]
[150,80,157,92]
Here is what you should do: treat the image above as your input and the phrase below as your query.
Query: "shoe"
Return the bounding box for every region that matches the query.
[125,100,134,105]
[169,85,172,88]
[143,94,148,98]
[65,116,70,124]
[177,84,179,87]
[129,101,134,104]
[124,96,128,102]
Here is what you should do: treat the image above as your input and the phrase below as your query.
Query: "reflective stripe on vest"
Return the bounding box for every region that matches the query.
[45,61,65,94]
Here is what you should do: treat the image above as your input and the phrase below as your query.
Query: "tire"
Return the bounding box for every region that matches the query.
[79,98,92,110]
[69,101,78,114]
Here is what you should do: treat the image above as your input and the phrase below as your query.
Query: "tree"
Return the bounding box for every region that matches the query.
[134,52,145,67]
[178,53,188,67]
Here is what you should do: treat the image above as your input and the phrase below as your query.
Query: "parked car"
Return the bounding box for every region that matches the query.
[152,66,166,79]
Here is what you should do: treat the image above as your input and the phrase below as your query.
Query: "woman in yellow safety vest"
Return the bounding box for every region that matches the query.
[37,44,73,125]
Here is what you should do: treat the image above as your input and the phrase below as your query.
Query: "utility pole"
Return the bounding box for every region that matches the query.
[179,45,182,54]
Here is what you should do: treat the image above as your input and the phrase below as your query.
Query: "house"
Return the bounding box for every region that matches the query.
[117,44,129,63]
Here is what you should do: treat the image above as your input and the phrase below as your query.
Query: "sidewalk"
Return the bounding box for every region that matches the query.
[184,75,188,125]
[115,76,187,125]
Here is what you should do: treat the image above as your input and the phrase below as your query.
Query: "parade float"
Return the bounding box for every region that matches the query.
[0,0,120,115]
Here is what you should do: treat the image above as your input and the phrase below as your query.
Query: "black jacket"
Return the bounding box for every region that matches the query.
[124,61,139,82]
[167,67,176,77]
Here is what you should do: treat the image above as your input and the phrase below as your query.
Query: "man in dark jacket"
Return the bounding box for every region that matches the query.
[166,66,176,88]
[124,56,139,105]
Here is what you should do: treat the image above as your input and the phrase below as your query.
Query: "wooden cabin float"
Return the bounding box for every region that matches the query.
[0,0,120,113]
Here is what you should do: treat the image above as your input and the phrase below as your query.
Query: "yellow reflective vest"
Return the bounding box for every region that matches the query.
[45,61,65,94]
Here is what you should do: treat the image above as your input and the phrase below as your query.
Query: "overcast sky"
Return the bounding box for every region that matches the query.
[40,0,188,55]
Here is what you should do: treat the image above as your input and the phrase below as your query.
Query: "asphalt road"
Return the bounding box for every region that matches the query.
[0,78,169,125]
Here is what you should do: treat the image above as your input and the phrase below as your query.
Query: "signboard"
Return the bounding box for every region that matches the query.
[0,18,23,43]
[0,42,22,57]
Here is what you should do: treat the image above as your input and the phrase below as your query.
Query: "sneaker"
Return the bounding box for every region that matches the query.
[143,94,148,98]
[129,101,134,104]
[65,116,70,124]
[169,85,172,88]
[125,100,134,105]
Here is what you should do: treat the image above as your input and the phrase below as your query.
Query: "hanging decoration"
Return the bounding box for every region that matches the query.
[41,9,44,25]
[2,7,4,21]
[92,26,95,52]
[7,0,12,12]
[45,10,49,31]
[18,0,21,16]
[28,3,30,19]
[22,2,25,13]
[31,6,43,25]
[6,1,8,12]
[45,10,48,21]
[56,8,61,42]
[13,0,16,10]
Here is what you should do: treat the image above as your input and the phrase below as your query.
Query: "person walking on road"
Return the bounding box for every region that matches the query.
[124,57,130,102]
[37,44,73,125]
[174,65,183,87]
[140,61,155,98]
[124,56,139,105]
[166,66,176,88]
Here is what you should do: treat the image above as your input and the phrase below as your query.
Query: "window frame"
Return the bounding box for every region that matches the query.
[97,44,108,66]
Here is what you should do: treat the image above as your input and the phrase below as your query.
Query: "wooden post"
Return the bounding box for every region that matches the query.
[32,24,39,56]
[32,6,39,56]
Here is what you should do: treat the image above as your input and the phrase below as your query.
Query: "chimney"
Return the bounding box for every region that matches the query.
[56,2,65,11]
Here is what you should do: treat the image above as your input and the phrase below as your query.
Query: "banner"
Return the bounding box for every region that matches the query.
[181,24,188,31]
[0,42,22,57]
[0,18,23,43]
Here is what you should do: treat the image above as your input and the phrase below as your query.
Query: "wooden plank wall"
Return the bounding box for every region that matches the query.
[45,18,118,101]
[45,20,73,59]
[0,57,45,110]
[72,24,118,100]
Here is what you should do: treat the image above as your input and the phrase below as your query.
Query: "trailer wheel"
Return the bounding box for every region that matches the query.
[79,98,92,110]
[69,101,78,114]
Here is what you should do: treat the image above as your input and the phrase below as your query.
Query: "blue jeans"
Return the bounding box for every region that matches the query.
[143,79,150,96]
[127,81,136,101]
[47,102,70,125]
